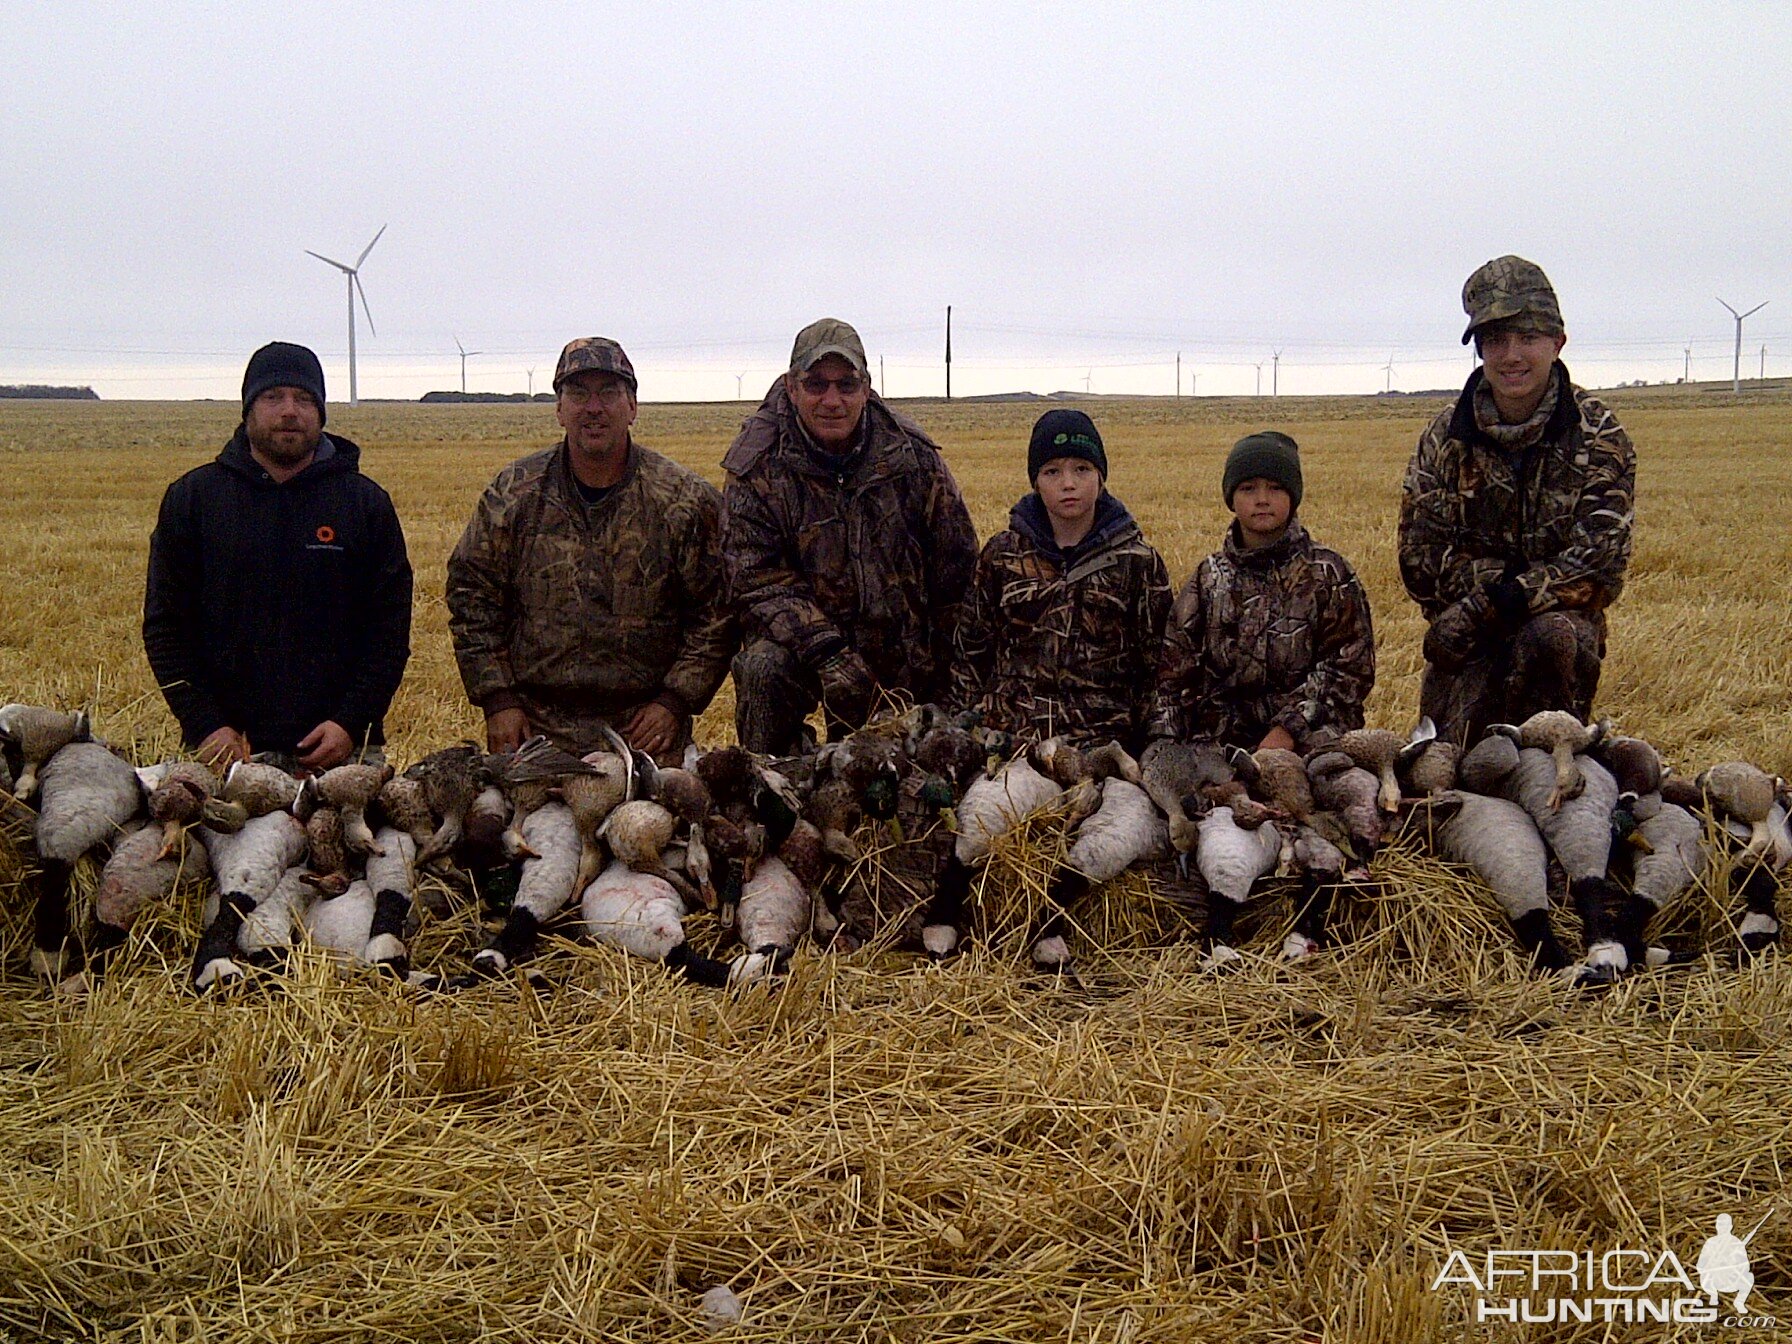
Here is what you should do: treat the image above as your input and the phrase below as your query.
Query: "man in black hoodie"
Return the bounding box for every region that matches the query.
[144,342,413,772]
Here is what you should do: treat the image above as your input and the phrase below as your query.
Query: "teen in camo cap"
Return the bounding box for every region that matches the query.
[1398,257,1641,980]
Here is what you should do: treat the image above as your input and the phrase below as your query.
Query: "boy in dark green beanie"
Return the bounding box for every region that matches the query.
[1147,430,1375,755]
[1145,431,1375,965]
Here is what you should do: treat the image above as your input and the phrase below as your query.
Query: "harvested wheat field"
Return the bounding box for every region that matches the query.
[2,388,1791,1341]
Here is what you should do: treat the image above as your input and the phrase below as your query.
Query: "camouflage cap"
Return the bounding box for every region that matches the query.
[554,337,637,392]
[789,318,868,377]
[1461,255,1565,345]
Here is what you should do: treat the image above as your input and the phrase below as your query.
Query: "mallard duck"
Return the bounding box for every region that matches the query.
[1487,711,1607,811]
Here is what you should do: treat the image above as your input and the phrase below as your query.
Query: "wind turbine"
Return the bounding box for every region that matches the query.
[306,225,385,406]
[1383,354,1395,394]
[526,367,536,398]
[1718,298,1768,394]
[454,335,482,395]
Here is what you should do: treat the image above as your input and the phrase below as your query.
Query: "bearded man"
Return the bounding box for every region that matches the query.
[144,341,413,772]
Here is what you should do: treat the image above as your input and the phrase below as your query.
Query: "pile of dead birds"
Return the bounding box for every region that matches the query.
[0,699,1786,998]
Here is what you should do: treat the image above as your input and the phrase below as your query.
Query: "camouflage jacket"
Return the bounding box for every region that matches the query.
[949,492,1171,751]
[446,440,734,748]
[721,380,978,702]
[1398,364,1635,621]
[1147,521,1375,751]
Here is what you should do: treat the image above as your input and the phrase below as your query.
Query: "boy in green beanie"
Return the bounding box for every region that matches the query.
[1147,431,1375,755]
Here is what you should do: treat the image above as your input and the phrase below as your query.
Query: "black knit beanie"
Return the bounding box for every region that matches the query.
[242,342,327,425]
[1028,408,1107,481]
[1222,431,1302,510]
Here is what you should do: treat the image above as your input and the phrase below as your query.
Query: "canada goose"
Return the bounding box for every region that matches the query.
[730,855,812,987]
[580,859,730,986]
[299,828,417,977]
[472,802,584,977]
[191,811,309,991]
[1487,711,1607,811]
[1485,744,1633,985]
[0,704,90,802]
[30,739,142,983]
[1282,825,1347,962]
[1027,777,1169,974]
[1194,805,1284,969]
[953,741,1065,867]
[1406,789,1562,970]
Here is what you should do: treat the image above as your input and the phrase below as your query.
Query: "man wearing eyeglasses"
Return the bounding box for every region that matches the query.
[447,337,734,758]
[722,318,978,753]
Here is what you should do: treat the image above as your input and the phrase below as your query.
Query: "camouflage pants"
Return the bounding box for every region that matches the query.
[732,639,836,756]
[1420,610,1604,748]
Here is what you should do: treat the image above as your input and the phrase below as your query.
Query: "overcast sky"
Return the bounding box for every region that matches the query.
[5,1,1788,401]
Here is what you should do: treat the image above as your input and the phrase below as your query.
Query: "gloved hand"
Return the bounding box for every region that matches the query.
[1422,592,1492,670]
[818,648,879,726]
[1482,574,1530,630]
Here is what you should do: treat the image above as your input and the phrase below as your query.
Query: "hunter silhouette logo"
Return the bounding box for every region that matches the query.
[1431,1207,1776,1328]
[1697,1211,1769,1315]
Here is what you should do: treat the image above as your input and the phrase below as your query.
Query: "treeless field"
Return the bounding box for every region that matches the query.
[1,390,1789,1341]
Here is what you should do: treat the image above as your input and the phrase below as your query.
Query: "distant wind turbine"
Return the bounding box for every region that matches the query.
[305,225,385,406]
[526,367,536,398]
[454,335,483,395]
[1083,369,1093,395]
[1383,354,1395,394]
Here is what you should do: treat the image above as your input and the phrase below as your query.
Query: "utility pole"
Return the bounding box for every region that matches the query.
[1190,372,1198,397]
[1176,351,1181,398]
[1272,348,1281,397]
[944,305,952,400]
[1684,344,1691,384]
[1718,298,1768,394]
[1762,344,1768,381]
